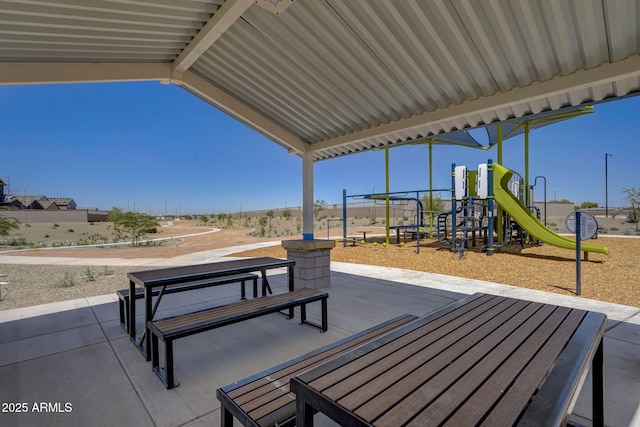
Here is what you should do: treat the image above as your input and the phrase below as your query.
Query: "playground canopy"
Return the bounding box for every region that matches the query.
[1,0,639,238]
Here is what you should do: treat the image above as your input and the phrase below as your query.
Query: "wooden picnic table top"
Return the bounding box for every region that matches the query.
[127,256,294,287]
[291,293,606,427]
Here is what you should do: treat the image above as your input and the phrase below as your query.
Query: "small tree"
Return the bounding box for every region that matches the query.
[266,210,274,230]
[0,215,20,246]
[119,212,159,245]
[313,200,328,220]
[623,186,640,231]
[421,192,445,213]
[200,215,210,226]
[576,201,599,210]
[108,207,125,240]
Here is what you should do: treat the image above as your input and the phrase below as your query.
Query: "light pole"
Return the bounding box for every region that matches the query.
[605,153,613,217]
[532,176,547,226]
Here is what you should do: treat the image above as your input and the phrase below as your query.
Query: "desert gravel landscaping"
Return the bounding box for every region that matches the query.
[0,220,639,310]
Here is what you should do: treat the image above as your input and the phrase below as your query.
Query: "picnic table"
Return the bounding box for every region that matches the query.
[127,256,295,360]
[291,293,606,427]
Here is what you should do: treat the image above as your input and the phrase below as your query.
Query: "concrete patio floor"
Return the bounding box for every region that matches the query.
[1,247,639,427]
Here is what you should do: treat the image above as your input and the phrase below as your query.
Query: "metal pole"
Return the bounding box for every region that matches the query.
[524,121,530,207]
[605,153,613,217]
[385,147,390,245]
[576,211,582,296]
[302,152,314,240]
[487,160,494,256]
[533,176,547,226]
[429,143,434,238]
[342,189,347,247]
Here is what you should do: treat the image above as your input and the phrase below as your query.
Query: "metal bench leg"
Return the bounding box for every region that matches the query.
[593,338,605,427]
[151,330,159,373]
[296,398,315,427]
[252,277,258,298]
[221,405,234,427]
[118,295,127,330]
[165,339,176,389]
[240,279,246,300]
[321,298,328,332]
[300,299,328,332]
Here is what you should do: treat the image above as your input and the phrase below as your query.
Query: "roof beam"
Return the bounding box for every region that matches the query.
[179,70,308,155]
[310,55,640,154]
[172,0,254,74]
[0,62,172,85]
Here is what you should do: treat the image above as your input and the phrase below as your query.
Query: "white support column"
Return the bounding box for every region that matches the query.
[302,152,314,240]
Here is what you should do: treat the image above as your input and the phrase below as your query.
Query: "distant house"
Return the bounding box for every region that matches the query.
[50,197,77,210]
[2,195,75,210]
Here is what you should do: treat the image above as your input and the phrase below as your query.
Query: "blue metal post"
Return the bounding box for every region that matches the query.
[342,189,347,248]
[415,191,421,254]
[487,159,494,255]
[576,211,582,296]
[451,164,457,254]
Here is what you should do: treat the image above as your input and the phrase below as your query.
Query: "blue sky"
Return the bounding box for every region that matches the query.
[1,81,638,215]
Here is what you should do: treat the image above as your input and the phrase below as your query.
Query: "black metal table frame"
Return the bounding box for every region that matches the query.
[127,257,295,361]
[291,293,605,427]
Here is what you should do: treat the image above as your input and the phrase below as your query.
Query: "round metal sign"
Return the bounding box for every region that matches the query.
[565,212,599,240]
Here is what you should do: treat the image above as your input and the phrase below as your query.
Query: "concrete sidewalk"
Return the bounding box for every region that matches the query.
[1,248,639,426]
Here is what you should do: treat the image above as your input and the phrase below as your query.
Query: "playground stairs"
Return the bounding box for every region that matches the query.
[452,201,473,258]
[452,199,488,258]
[437,212,451,245]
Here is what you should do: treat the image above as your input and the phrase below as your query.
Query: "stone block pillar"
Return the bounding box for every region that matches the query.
[281,239,335,289]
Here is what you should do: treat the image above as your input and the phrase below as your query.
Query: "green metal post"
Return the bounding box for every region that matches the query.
[524,121,530,207]
[496,123,504,245]
[429,143,434,238]
[385,147,390,245]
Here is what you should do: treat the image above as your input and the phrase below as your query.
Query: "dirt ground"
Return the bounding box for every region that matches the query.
[1,220,639,309]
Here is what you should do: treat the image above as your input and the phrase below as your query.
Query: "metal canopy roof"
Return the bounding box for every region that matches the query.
[1,0,639,162]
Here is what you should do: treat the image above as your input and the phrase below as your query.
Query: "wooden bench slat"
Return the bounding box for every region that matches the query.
[151,288,322,337]
[217,314,418,427]
[117,273,258,329]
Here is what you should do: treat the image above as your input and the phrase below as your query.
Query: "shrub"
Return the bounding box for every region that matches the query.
[55,272,75,288]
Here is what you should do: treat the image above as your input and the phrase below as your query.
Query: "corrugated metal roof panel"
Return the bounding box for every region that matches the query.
[0,0,220,62]
[1,0,639,161]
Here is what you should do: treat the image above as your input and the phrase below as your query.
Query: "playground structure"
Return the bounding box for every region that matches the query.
[342,160,609,259]
[341,107,610,257]
[439,161,609,258]
[341,189,447,253]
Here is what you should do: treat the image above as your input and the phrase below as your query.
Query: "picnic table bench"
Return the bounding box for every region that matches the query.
[127,257,295,360]
[217,313,417,427]
[292,293,606,427]
[343,236,359,246]
[149,287,328,389]
[116,273,259,330]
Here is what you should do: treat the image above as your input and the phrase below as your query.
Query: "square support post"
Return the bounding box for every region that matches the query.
[282,239,335,289]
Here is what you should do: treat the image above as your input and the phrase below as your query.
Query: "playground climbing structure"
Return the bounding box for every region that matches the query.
[438,161,609,258]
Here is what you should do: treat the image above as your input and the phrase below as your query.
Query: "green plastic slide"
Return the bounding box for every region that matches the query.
[492,163,609,255]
